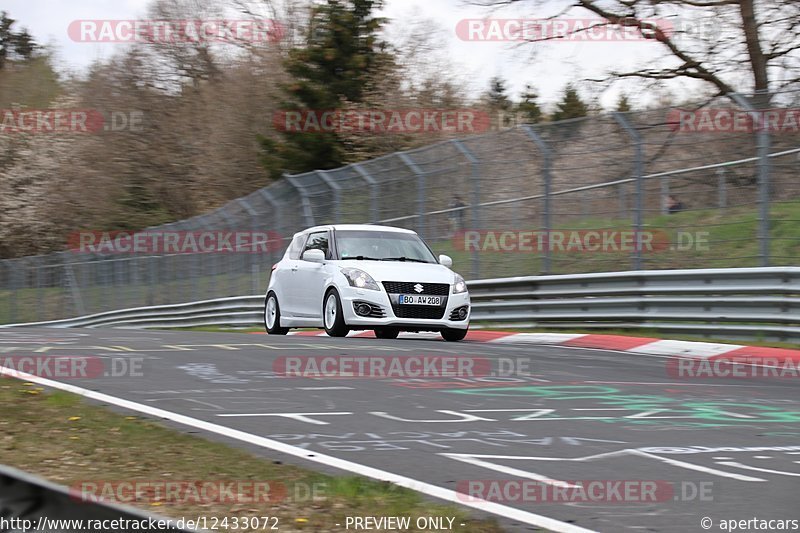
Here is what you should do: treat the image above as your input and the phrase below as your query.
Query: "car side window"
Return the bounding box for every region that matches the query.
[287,234,306,260]
[303,231,330,259]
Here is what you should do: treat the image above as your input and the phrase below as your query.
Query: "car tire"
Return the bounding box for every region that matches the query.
[264,292,289,335]
[323,289,350,337]
[441,328,468,342]
[374,327,400,340]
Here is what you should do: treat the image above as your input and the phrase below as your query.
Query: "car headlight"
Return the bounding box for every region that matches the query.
[453,274,467,294]
[341,268,380,291]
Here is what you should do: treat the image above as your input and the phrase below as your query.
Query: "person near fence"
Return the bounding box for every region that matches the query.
[666,195,684,214]
[449,195,466,236]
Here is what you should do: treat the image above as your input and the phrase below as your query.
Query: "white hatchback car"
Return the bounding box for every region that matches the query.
[264,224,470,341]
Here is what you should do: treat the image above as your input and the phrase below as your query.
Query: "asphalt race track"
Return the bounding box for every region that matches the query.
[2,328,799,533]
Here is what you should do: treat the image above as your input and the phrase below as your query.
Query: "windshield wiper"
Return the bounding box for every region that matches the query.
[381,257,430,263]
[340,256,383,261]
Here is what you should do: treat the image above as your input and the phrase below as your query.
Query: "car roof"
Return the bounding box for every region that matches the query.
[297,224,417,236]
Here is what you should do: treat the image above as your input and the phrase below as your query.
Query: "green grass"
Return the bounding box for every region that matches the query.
[2,200,799,324]
[430,200,800,278]
[0,382,505,532]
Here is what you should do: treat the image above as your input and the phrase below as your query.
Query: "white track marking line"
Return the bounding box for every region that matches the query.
[714,462,800,477]
[625,340,744,358]
[632,451,765,482]
[3,366,597,533]
[444,450,766,483]
[584,381,761,387]
[489,333,586,344]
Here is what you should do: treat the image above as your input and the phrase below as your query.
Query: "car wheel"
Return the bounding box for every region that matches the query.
[374,327,400,340]
[323,289,350,337]
[441,328,468,342]
[264,292,289,335]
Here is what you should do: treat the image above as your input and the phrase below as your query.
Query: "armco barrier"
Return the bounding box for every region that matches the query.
[2,267,798,343]
[0,464,198,532]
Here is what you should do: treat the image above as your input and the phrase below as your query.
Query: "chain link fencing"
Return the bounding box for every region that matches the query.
[1,91,799,323]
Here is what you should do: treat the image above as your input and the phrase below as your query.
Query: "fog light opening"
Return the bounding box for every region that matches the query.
[355,303,372,317]
[458,307,468,319]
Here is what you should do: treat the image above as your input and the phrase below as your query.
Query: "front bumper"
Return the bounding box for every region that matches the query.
[339,285,470,331]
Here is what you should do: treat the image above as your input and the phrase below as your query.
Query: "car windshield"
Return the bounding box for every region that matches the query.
[335,230,438,263]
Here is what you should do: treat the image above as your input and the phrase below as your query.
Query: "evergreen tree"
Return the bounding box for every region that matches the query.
[551,84,589,122]
[0,12,37,70]
[486,76,512,112]
[260,0,390,180]
[616,93,632,112]
[517,84,542,124]
[484,76,513,129]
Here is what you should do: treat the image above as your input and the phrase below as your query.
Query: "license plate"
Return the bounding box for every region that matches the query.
[398,294,442,306]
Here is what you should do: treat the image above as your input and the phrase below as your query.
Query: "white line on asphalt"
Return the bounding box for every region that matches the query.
[296,386,355,390]
[3,365,598,533]
[217,412,353,425]
[585,381,766,387]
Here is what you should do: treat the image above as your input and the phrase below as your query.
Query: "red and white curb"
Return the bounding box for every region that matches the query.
[268,330,800,367]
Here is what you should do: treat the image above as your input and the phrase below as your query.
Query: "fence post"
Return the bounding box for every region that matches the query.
[9,259,19,323]
[111,256,121,311]
[613,112,644,271]
[285,174,316,227]
[35,260,43,321]
[352,163,379,224]
[398,152,426,238]
[316,170,341,224]
[257,188,284,292]
[661,176,670,215]
[731,92,771,267]
[217,210,238,297]
[717,168,728,209]
[257,188,283,233]
[236,198,261,296]
[62,254,86,317]
[521,125,552,275]
[146,255,156,306]
[451,140,481,279]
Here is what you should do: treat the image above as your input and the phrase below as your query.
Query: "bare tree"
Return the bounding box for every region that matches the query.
[470,0,800,103]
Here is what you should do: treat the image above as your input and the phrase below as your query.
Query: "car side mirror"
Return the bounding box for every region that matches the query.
[302,249,326,263]
[439,254,453,268]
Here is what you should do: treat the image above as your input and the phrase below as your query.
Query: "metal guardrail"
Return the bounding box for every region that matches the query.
[3,267,798,343]
[0,464,197,532]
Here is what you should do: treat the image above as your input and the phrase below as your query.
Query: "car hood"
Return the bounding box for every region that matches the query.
[336,260,457,284]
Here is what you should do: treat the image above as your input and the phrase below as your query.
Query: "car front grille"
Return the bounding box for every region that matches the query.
[392,304,447,320]
[382,282,450,295]
[383,281,450,320]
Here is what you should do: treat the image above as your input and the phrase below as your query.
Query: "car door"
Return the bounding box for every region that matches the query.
[293,230,331,320]
[277,233,306,317]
